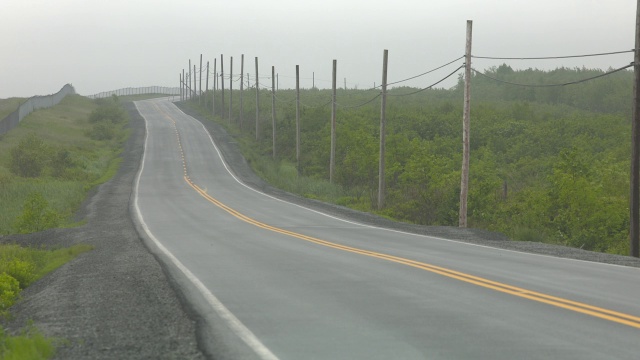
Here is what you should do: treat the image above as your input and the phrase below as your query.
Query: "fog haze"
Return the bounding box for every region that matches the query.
[1,0,635,98]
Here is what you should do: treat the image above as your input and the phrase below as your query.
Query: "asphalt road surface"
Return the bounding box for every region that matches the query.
[133,98,640,360]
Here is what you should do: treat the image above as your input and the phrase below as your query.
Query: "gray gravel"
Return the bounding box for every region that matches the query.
[2,98,639,359]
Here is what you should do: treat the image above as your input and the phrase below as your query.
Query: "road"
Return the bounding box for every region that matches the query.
[133,97,640,360]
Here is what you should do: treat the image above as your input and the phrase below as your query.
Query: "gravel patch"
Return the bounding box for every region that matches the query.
[176,102,640,269]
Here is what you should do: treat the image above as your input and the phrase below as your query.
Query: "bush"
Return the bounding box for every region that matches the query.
[12,193,60,234]
[0,273,20,312]
[88,122,116,140]
[10,134,48,178]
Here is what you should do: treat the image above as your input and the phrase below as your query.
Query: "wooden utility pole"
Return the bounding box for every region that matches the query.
[255,57,260,141]
[459,20,473,228]
[193,65,197,101]
[296,65,301,172]
[188,60,192,100]
[272,66,277,159]
[378,50,389,210]
[212,59,217,116]
[631,0,640,257]
[180,73,183,101]
[230,56,233,124]
[199,54,203,104]
[240,54,244,130]
[330,60,337,183]
[221,55,225,117]
[205,61,209,108]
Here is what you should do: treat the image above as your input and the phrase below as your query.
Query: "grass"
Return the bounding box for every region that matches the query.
[0,324,57,360]
[0,244,91,359]
[0,94,127,358]
[0,99,25,121]
[0,95,128,234]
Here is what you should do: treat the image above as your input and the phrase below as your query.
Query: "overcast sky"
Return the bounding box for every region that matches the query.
[1,0,636,98]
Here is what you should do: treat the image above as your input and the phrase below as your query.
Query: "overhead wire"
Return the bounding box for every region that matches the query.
[471,62,634,87]
[388,65,466,97]
[472,49,634,60]
[385,56,465,87]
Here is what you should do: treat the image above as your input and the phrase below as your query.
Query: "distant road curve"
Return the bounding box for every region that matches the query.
[133,97,640,360]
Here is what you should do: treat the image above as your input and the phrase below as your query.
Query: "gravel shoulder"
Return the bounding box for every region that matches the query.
[1,98,638,359]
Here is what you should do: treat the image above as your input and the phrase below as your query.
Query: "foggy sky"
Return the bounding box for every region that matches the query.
[1,0,635,98]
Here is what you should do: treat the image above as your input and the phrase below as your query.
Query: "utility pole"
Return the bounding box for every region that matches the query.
[459,20,473,228]
[188,59,192,100]
[330,60,337,183]
[199,54,203,104]
[272,66,277,159]
[180,73,183,101]
[221,54,225,117]
[230,56,233,124]
[213,59,216,116]
[194,65,197,101]
[378,50,389,210]
[296,65,301,173]
[631,0,640,257]
[205,61,209,108]
[255,57,260,141]
[240,54,244,130]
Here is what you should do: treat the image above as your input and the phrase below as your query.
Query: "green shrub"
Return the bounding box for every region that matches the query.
[88,122,116,140]
[9,134,48,178]
[3,260,36,289]
[12,193,60,234]
[0,273,19,313]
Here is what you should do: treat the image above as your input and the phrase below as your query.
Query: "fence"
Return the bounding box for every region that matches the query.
[87,86,181,99]
[0,84,75,136]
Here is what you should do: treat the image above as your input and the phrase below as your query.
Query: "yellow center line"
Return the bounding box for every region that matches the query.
[184,177,640,330]
[150,99,640,330]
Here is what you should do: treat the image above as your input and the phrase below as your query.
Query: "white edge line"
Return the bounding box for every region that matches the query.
[132,100,280,360]
[168,100,640,272]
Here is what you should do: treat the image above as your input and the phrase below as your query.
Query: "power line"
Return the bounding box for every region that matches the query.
[386,56,464,87]
[337,93,381,109]
[471,63,634,87]
[388,65,465,97]
[472,49,634,60]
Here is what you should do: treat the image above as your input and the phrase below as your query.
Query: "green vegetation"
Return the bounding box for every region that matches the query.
[0,93,127,359]
[0,94,129,234]
[0,98,25,121]
[0,244,92,359]
[186,65,634,255]
[0,324,56,360]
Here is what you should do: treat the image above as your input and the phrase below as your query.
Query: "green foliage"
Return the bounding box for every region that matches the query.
[188,66,634,254]
[87,97,127,141]
[0,273,19,313]
[12,193,60,234]
[9,134,48,178]
[0,324,56,360]
[0,95,129,235]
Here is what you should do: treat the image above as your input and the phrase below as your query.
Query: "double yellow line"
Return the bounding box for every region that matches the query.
[151,99,640,330]
[185,177,640,330]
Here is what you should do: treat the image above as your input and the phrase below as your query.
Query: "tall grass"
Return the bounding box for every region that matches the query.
[0,95,128,234]
[0,98,25,121]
